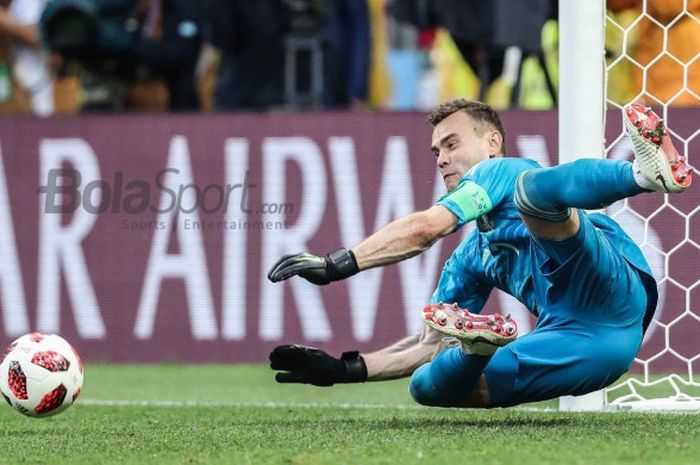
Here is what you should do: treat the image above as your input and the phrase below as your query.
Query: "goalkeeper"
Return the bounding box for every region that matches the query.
[267,99,692,407]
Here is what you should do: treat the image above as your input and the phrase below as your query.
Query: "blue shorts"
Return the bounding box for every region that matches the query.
[413,211,651,407]
[488,210,650,406]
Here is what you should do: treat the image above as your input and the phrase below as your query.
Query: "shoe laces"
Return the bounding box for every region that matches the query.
[441,336,462,348]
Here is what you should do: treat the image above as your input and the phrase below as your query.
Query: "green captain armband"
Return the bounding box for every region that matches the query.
[438,180,493,223]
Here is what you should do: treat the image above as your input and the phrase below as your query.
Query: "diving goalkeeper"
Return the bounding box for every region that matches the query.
[267,99,692,407]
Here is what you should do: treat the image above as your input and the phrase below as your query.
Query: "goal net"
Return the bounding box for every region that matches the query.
[602,0,700,411]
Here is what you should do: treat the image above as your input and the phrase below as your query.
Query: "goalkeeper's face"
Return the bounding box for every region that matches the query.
[431,111,503,191]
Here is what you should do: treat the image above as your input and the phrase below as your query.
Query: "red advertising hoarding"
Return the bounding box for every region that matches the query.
[0,110,696,371]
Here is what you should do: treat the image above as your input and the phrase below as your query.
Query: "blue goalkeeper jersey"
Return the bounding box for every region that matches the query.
[431,157,657,325]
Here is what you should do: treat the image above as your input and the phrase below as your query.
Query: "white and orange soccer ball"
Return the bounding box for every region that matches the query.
[0,333,83,417]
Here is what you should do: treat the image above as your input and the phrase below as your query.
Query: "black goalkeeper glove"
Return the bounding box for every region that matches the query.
[267,248,359,285]
[269,344,368,386]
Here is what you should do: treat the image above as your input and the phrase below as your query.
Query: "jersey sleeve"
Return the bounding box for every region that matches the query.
[436,157,540,230]
[430,255,492,314]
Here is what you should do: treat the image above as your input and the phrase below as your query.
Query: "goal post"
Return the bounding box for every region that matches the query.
[557,0,606,412]
[558,0,700,411]
[558,0,606,165]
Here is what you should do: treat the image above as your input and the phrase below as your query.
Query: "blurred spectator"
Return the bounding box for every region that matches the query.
[384,7,423,109]
[280,0,324,108]
[204,0,287,110]
[435,1,504,101]
[128,0,203,111]
[0,0,54,115]
[388,0,502,101]
[40,0,203,111]
[432,29,478,107]
[322,0,370,109]
[366,0,390,109]
[388,0,554,107]
[193,42,218,111]
[437,0,554,104]
[609,0,700,106]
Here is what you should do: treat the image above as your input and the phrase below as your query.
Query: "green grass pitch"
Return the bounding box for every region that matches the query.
[1,364,699,465]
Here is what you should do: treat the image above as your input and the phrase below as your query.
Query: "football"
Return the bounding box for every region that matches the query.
[0,333,84,417]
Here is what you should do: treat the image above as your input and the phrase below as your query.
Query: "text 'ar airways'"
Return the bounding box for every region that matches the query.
[0,127,666,359]
[6,135,446,343]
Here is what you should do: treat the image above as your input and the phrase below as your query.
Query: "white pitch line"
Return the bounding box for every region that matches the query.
[78,399,557,412]
[78,399,425,410]
[77,400,700,414]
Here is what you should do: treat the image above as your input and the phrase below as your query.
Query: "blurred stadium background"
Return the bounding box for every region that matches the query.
[0,0,698,457]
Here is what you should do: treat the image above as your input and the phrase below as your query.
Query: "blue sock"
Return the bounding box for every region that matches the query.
[515,159,645,219]
[409,348,490,407]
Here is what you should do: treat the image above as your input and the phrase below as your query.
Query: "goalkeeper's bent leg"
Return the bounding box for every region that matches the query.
[409,348,490,407]
[514,159,646,221]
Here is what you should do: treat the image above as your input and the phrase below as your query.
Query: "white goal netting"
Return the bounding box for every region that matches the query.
[603,0,700,410]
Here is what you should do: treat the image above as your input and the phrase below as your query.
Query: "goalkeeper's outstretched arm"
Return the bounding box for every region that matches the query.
[352,205,457,271]
[269,326,445,386]
[267,205,458,285]
[363,326,446,380]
